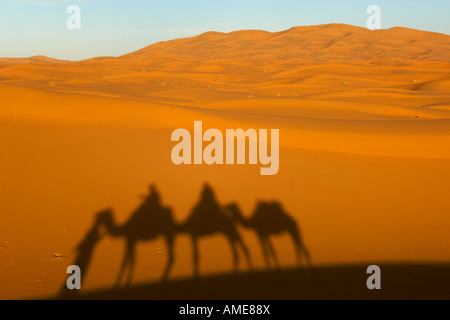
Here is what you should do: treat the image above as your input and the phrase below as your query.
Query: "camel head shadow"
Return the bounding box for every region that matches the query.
[59,208,106,297]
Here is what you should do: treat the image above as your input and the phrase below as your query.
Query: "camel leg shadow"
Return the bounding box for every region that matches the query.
[291,229,312,268]
[230,231,252,271]
[266,238,280,270]
[116,240,135,288]
[227,235,240,273]
[258,235,271,270]
[191,235,200,278]
[161,233,175,282]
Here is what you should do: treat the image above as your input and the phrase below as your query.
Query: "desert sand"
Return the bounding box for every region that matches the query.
[0,24,449,299]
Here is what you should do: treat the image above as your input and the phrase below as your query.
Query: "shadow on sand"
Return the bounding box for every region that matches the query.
[58,264,450,300]
[57,183,450,300]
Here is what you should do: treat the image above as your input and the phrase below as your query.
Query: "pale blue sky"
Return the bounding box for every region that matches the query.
[0,0,449,60]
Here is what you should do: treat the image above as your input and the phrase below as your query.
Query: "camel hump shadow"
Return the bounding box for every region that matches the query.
[226,200,312,269]
[254,201,296,232]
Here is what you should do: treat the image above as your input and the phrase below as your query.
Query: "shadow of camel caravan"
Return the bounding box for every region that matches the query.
[60,183,310,295]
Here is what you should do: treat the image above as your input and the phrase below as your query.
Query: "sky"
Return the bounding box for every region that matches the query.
[0,0,449,60]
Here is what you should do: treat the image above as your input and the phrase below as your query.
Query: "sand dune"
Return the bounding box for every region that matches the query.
[0,24,449,299]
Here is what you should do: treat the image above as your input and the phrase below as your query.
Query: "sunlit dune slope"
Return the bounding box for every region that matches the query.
[1,24,449,159]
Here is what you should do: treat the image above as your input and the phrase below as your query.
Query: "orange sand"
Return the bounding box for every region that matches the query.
[0,24,449,299]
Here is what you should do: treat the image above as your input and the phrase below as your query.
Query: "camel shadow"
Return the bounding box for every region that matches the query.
[59,183,311,297]
[96,185,177,287]
[178,184,252,277]
[226,201,311,269]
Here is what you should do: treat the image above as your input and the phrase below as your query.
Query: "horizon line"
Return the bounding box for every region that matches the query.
[1,23,449,62]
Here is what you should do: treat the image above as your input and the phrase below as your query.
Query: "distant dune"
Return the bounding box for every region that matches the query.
[3,24,450,67]
[0,24,449,300]
[1,24,449,156]
[117,24,450,65]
